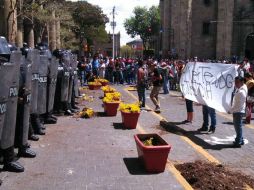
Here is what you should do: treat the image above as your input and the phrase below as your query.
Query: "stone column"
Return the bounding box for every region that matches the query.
[49,10,56,50]
[4,0,18,44]
[56,17,61,49]
[185,0,193,59]
[24,20,35,48]
[162,0,170,58]
[0,1,5,36]
[216,0,234,59]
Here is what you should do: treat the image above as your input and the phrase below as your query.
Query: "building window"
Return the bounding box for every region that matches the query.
[202,22,210,35]
[204,0,211,6]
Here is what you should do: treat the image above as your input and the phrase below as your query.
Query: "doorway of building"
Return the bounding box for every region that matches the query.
[245,33,254,60]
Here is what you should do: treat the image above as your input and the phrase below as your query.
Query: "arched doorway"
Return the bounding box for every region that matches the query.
[245,33,254,60]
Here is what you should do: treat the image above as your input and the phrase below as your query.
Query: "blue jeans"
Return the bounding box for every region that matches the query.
[202,105,216,128]
[233,113,244,144]
[163,77,169,94]
[80,71,86,85]
[92,68,99,77]
[137,85,146,107]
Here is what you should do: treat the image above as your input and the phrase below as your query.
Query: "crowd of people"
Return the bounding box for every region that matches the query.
[77,55,254,148]
[77,56,184,91]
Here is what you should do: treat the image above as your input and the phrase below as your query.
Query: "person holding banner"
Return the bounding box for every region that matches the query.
[198,105,216,133]
[244,73,254,124]
[184,99,193,123]
[228,76,247,148]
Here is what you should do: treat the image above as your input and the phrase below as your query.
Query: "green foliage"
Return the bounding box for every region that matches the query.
[72,1,108,28]
[124,6,160,49]
[16,0,109,50]
[70,1,109,46]
[120,45,134,58]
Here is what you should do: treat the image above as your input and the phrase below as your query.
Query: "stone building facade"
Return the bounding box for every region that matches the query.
[160,0,254,60]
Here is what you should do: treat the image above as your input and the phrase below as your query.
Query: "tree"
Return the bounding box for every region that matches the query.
[0,0,109,51]
[70,1,109,52]
[124,6,160,50]
[1,0,18,44]
[120,45,134,58]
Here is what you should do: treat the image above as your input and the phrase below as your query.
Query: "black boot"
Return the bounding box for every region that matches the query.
[64,109,74,116]
[44,115,57,124]
[34,129,46,135]
[2,146,24,173]
[72,105,80,110]
[28,124,40,141]
[31,114,46,134]
[3,161,24,172]
[29,134,39,141]
[18,147,36,158]
[49,114,58,121]
[44,112,58,123]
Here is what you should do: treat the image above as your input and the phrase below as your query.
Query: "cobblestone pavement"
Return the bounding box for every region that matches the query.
[0,85,253,190]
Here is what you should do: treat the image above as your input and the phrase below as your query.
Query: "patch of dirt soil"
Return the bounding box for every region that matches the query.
[176,160,254,190]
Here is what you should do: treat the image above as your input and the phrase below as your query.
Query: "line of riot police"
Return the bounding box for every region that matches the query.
[0,37,79,173]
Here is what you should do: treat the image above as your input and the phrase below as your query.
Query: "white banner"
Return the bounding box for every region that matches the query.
[180,62,238,113]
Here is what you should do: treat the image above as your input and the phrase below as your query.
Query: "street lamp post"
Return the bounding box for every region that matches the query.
[111,6,116,60]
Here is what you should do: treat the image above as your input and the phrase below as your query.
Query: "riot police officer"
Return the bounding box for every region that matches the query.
[15,48,36,158]
[20,44,40,141]
[0,36,24,172]
[53,49,74,116]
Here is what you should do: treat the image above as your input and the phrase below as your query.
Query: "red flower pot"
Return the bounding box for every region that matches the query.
[134,133,171,173]
[104,102,120,116]
[88,84,101,90]
[101,82,109,86]
[121,111,140,129]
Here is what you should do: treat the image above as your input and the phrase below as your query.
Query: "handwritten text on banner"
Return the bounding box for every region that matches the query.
[180,62,238,113]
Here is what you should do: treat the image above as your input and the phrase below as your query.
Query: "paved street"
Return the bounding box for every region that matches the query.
[0,85,254,190]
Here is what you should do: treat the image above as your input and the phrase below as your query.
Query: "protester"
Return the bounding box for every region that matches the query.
[150,66,163,113]
[244,72,254,124]
[184,99,194,123]
[99,59,106,79]
[228,76,247,148]
[77,57,86,86]
[198,105,216,133]
[91,55,99,77]
[161,62,170,94]
[137,60,146,108]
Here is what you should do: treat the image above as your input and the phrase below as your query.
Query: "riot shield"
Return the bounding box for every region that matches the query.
[47,57,58,113]
[72,54,79,97]
[60,53,70,102]
[37,55,49,115]
[28,50,40,114]
[67,56,74,103]
[54,60,64,111]
[0,52,21,149]
[15,56,32,146]
[0,64,13,139]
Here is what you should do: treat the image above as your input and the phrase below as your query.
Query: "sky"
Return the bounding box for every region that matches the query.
[69,0,159,45]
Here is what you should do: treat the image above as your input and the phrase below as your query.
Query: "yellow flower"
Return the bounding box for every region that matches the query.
[143,137,154,146]
[119,102,140,113]
[82,94,93,102]
[88,81,102,86]
[101,85,116,93]
[103,92,121,103]
[95,79,109,83]
[78,107,94,118]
